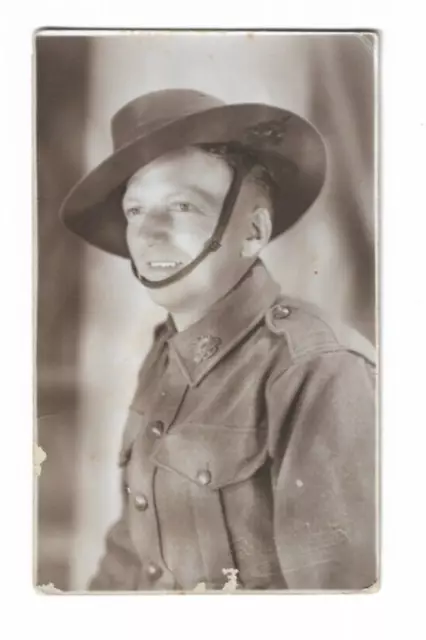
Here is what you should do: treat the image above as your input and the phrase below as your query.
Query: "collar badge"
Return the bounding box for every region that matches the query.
[192,335,222,364]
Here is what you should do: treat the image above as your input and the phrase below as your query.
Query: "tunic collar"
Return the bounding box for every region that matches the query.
[167,260,280,386]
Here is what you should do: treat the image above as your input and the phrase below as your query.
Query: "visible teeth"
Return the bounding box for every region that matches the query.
[148,261,182,268]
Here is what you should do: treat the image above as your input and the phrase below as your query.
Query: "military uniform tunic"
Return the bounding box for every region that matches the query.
[89,261,377,591]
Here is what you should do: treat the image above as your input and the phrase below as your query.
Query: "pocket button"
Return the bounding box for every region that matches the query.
[196,469,212,486]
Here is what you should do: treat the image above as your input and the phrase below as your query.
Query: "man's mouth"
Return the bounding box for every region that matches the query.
[147,260,184,270]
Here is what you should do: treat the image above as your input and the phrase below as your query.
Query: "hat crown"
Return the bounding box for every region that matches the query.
[111,89,225,149]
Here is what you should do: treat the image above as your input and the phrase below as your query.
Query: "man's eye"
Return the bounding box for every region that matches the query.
[126,207,142,218]
[170,202,195,213]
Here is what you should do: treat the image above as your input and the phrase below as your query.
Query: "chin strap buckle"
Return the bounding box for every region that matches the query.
[204,239,222,252]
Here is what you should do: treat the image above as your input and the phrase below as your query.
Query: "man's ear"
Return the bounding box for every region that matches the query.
[241,208,273,258]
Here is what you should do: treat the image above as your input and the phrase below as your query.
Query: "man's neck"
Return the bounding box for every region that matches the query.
[170,264,256,332]
[170,308,208,332]
[171,289,230,332]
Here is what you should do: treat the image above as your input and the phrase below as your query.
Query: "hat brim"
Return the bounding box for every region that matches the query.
[59,103,326,257]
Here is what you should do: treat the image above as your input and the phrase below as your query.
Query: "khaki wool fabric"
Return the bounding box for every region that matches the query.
[89,261,376,591]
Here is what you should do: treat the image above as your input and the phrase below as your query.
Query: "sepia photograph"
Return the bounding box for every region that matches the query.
[34,29,378,593]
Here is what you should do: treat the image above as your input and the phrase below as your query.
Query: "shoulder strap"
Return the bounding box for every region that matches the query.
[265,297,376,366]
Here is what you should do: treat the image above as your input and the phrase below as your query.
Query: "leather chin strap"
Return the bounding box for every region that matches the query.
[130,153,254,289]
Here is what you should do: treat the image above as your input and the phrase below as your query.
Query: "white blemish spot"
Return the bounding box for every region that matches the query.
[34,444,47,476]
[36,582,63,594]
[222,568,239,592]
[296,479,304,488]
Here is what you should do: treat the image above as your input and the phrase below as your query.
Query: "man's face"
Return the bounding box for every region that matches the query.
[122,146,268,313]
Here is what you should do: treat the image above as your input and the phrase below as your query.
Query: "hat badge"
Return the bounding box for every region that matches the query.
[243,114,292,147]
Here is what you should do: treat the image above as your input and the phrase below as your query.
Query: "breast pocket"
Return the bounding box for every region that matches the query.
[150,423,271,588]
[150,422,269,490]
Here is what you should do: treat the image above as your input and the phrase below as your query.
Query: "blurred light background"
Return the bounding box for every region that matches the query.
[35,31,377,591]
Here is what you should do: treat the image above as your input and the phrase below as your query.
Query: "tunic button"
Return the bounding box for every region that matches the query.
[196,469,212,486]
[148,420,165,438]
[273,304,291,320]
[134,494,149,511]
[146,561,163,580]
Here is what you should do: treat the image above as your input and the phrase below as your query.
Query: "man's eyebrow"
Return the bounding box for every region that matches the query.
[183,185,222,207]
[122,186,222,209]
[121,195,139,208]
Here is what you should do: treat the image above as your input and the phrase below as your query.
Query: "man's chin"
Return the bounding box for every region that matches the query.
[139,269,184,284]
[143,277,200,310]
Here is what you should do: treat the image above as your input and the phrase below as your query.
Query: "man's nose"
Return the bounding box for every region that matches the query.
[133,208,173,243]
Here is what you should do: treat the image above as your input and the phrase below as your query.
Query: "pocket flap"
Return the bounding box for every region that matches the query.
[151,423,268,489]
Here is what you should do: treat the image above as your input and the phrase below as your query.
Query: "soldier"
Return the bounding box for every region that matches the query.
[60,89,377,591]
